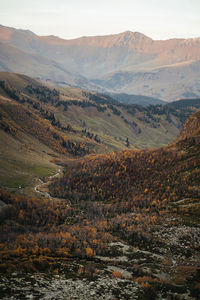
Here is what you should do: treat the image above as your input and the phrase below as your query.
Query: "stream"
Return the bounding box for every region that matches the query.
[34,168,61,198]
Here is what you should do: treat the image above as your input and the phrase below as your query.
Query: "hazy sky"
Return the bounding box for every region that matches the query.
[0,0,200,40]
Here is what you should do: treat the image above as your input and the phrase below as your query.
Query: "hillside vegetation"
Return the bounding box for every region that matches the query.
[0,109,200,299]
[0,71,200,191]
[50,111,200,207]
[0,73,91,189]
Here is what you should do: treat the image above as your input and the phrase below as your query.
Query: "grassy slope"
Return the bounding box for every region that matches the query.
[55,86,179,150]
[0,92,59,189]
[1,72,199,152]
[109,92,166,106]
[0,129,57,189]
[0,71,40,89]
[55,86,200,150]
[0,94,82,190]
[0,71,199,190]
[56,102,180,150]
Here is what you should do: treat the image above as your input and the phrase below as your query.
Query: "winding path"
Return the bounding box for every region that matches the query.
[34,168,62,198]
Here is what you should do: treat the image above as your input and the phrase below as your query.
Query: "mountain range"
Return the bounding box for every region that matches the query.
[0,25,200,101]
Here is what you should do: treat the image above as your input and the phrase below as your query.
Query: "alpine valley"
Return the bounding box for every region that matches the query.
[0,24,200,300]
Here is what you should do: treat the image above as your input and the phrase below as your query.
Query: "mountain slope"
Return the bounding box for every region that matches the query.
[0,41,99,89]
[94,60,200,100]
[1,71,200,189]
[0,73,94,189]
[1,71,200,151]
[49,110,200,205]
[0,82,200,299]
[0,25,200,100]
[46,110,200,298]
[108,92,166,106]
[1,26,200,73]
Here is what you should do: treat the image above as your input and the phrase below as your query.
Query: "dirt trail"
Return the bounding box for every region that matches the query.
[34,168,62,198]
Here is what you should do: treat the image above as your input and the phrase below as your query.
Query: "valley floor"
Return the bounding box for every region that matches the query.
[0,111,200,300]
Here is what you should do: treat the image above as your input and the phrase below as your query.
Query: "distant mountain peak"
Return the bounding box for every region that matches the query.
[119,30,150,38]
[79,30,154,49]
[109,30,153,48]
